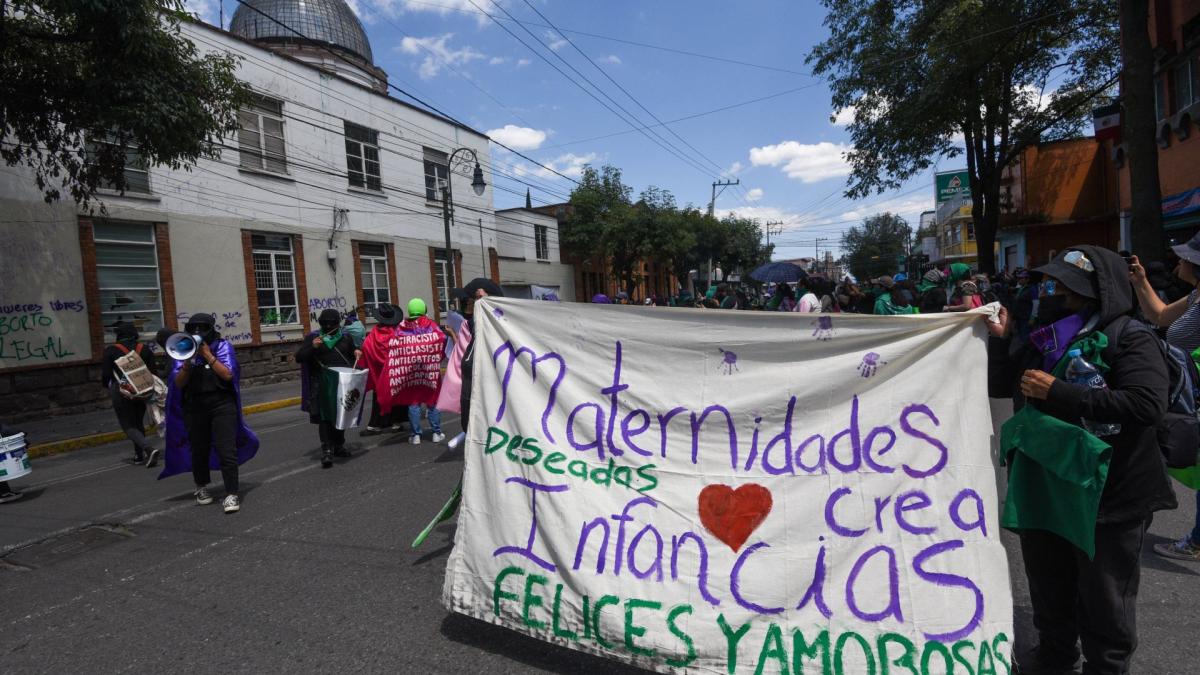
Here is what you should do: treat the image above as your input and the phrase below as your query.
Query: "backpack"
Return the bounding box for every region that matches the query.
[1107,316,1199,468]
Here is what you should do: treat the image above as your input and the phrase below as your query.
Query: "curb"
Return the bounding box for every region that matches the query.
[26,397,302,460]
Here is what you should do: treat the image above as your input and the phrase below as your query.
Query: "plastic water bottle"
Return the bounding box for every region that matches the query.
[1064,348,1121,436]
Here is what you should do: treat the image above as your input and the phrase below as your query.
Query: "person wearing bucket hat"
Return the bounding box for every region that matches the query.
[360,303,406,434]
[987,245,1176,674]
[402,298,445,444]
[295,309,361,467]
[1129,235,1200,564]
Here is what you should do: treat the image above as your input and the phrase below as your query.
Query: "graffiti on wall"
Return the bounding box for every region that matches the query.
[0,299,84,364]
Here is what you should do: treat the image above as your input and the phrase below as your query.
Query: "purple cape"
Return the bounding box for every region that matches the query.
[157,338,260,480]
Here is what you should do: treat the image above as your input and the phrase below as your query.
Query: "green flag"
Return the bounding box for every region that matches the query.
[1000,405,1112,558]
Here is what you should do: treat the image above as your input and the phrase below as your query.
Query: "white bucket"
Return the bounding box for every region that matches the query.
[0,433,32,481]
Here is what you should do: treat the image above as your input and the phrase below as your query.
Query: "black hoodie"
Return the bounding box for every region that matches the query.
[990,245,1177,523]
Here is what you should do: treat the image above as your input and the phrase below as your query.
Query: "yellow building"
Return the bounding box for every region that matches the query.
[936,198,979,265]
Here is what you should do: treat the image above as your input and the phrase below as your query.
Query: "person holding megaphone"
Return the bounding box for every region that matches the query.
[159,313,259,514]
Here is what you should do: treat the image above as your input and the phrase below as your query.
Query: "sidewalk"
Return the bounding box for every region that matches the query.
[15,381,302,458]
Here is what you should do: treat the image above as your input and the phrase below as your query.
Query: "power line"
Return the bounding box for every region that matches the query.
[228,0,581,185]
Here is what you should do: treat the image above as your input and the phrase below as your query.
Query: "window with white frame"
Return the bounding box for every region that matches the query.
[93,221,163,338]
[86,135,151,194]
[251,233,298,325]
[358,242,391,311]
[1174,51,1199,111]
[423,147,448,202]
[345,122,382,191]
[238,96,287,174]
[535,224,549,261]
[433,248,453,316]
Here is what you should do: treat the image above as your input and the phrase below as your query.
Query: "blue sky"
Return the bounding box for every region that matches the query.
[188,0,946,261]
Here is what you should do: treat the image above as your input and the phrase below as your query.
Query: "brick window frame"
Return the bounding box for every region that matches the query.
[352,240,398,322]
[241,230,308,345]
[80,217,176,362]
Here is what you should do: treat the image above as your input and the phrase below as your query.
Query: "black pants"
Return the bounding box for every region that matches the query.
[367,394,406,430]
[110,384,151,458]
[318,421,345,449]
[185,397,239,495]
[1020,517,1150,675]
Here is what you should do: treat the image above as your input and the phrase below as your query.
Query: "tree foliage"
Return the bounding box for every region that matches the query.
[808,0,1118,272]
[563,164,771,294]
[1,0,252,205]
[841,212,911,280]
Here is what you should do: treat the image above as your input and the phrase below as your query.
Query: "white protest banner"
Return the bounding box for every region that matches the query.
[443,299,1012,674]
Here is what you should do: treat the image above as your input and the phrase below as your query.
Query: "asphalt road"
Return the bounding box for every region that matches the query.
[1,405,1198,673]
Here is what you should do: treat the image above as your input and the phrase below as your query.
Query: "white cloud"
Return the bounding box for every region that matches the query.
[597,54,622,65]
[724,160,744,176]
[488,56,508,66]
[749,141,852,183]
[375,0,498,27]
[516,58,532,67]
[184,0,218,24]
[513,152,598,180]
[398,34,486,79]
[831,105,856,126]
[545,30,569,51]
[486,124,548,151]
[745,188,764,201]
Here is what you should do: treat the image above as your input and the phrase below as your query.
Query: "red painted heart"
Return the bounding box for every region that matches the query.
[698,483,773,552]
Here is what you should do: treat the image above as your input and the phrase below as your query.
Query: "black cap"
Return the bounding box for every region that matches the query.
[1034,249,1099,299]
[1172,231,1200,266]
[184,313,215,331]
[113,321,138,341]
[373,303,403,326]
[318,309,341,325]
[451,277,504,299]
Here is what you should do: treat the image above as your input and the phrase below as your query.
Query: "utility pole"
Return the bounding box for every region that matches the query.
[814,237,827,274]
[764,220,783,257]
[707,179,739,289]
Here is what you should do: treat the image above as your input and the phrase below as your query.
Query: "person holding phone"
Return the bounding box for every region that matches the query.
[1129,233,1200,562]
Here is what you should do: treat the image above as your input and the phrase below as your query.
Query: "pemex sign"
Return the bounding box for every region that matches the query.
[935,171,971,204]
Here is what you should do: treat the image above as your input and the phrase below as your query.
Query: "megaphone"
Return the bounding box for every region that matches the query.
[164,332,202,361]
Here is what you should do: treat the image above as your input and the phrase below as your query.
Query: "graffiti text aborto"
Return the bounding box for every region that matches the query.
[443,299,1011,673]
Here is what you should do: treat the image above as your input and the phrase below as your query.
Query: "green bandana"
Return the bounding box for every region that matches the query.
[320,329,343,350]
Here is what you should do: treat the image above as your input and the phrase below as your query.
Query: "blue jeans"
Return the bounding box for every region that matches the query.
[408,405,441,435]
[1191,490,1200,546]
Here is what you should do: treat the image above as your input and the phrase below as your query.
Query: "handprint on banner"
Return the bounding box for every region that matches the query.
[858,352,887,378]
[811,316,835,341]
[493,307,505,318]
[718,348,739,375]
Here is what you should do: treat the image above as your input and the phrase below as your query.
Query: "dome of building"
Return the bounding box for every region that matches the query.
[229,0,374,64]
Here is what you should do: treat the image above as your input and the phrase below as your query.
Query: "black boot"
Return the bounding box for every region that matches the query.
[320,444,333,468]
[333,445,351,458]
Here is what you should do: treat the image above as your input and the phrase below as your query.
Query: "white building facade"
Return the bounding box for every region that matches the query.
[0,3,573,419]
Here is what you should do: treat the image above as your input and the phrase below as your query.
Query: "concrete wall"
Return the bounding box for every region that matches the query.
[492,208,574,299]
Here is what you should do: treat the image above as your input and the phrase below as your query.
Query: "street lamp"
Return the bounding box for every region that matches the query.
[438,147,487,312]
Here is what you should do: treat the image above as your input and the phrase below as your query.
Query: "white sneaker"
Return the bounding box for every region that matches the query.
[223,494,241,513]
[431,432,446,443]
[194,486,213,505]
[409,435,421,445]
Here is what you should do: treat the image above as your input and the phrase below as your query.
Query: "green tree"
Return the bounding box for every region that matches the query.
[809,0,1118,273]
[1,0,251,205]
[841,212,911,280]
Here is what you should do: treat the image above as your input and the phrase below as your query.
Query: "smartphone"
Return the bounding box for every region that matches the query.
[1123,256,1135,265]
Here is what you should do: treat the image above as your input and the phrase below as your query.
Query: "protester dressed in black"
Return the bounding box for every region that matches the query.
[987,246,1175,674]
[101,322,159,466]
[295,309,360,467]
[174,314,243,514]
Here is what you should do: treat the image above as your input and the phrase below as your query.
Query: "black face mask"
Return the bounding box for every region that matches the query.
[1036,295,1074,326]
[319,322,339,335]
